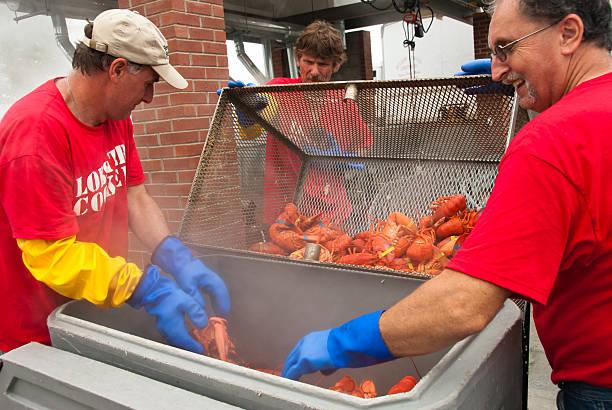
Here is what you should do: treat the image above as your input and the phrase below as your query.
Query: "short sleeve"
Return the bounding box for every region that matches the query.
[124,121,145,187]
[447,150,579,304]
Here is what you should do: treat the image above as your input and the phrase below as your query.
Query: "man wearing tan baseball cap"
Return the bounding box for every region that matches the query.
[0,8,231,355]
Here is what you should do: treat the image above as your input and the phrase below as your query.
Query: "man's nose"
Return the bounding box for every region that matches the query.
[491,57,509,82]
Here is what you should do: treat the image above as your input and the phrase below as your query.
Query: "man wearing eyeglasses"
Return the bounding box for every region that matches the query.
[281,1,612,408]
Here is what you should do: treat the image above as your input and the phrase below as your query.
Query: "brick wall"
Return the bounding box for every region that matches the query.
[473,12,491,59]
[334,30,373,81]
[359,31,373,80]
[118,0,228,266]
[271,47,290,78]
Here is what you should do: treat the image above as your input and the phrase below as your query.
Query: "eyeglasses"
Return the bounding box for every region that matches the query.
[490,21,559,62]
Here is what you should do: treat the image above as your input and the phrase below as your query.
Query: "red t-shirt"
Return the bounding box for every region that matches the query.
[448,72,612,387]
[263,77,373,225]
[0,79,145,351]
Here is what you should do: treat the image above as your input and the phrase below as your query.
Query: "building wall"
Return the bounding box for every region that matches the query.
[118,0,228,266]
[271,47,290,78]
[473,12,491,59]
[335,30,373,81]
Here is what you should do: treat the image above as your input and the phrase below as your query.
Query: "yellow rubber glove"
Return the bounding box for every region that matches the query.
[17,236,143,307]
[262,92,279,119]
[236,93,278,141]
[238,121,264,140]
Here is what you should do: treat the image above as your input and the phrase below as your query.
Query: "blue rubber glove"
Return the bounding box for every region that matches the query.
[455,59,513,95]
[152,236,231,318]
[127,265,207,354]
[306,133,365,171]
[281,310,396,380]
[455,58,491,76]
[216,80,269,128]
[216,80,254,96]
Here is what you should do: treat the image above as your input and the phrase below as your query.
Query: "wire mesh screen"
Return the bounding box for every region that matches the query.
[179,78,530,407]
[180,77,526,265]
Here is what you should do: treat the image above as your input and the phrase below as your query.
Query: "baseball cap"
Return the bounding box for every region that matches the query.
[81,9,188,89]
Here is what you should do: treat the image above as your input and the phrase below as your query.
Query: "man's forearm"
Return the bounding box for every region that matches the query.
[127,185,171,252]
[379,269,510,357]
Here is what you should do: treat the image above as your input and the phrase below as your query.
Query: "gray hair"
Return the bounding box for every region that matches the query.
[485,0,612,50]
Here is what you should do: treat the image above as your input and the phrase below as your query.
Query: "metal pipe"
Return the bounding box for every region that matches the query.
[224,12,304,41]
[12,10,46,22]
[51,13,75,62]
[234,37,269,84]
[334,20,347,50]
[262,39,274,81]
[286,44,298,79]
[380,23,389,80]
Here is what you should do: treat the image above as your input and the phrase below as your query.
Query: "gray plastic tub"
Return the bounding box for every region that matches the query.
[0,342,237,410]
[49,254,522,409]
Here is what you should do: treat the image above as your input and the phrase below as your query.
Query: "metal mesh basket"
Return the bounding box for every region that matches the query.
[179,76,527,261]
[178,77,531,408]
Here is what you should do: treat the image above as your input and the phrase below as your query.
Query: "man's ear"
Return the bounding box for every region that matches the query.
[558,13,584,56]
[108,58,129,83]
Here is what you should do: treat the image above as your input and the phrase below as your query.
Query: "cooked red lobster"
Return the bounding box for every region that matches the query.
[431,194,467,222]
[192,316,238,363]
[329,374,418,398]
[249,195,481,277]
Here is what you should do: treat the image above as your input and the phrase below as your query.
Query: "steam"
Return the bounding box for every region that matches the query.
[0,6,85,117]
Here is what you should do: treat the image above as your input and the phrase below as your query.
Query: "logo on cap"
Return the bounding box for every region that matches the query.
[163,44,169,59]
